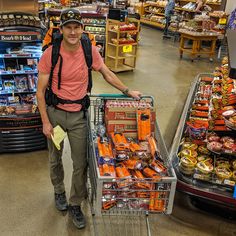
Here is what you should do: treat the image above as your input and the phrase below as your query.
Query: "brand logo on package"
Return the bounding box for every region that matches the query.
[0,34,40,42]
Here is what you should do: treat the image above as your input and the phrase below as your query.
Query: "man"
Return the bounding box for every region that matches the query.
[36,8,141,230]
[163,0,175,37]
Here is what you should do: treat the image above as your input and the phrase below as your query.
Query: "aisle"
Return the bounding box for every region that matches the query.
[0,26,235,236]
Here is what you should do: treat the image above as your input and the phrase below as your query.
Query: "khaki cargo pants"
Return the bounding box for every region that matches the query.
[47,106,87,206]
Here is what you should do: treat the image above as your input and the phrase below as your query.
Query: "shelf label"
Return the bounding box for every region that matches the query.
[0,34,40,42]
[219,18,227,25]
[224,179,235,187]
[234,185,236,199]
[122,45,133,53]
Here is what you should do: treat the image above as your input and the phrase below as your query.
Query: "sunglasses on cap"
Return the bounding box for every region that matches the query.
[60,9,83,26]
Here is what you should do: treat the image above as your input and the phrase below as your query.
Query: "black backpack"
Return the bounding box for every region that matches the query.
[45,32,92,111]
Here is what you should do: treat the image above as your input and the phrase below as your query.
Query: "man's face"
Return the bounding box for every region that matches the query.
[60,22,83,46]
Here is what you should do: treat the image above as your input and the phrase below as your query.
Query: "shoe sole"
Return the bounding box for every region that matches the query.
[55,204,68,211]
[72,218,86,229]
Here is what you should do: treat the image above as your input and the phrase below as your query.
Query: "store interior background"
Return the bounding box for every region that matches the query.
[0,0,236,235]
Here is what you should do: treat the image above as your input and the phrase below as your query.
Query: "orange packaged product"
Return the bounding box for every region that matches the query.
[149,160,167,175]
[129,141,141,152]
[137,109,151,141]
[115,163,131,178]
[143,167,161,180]
[124,159,142,170]
[132,170,151,190]
[102,199,116,210]
[97,137,114,160]
[149,191,156,211]
[147,136,158,159]
[153,192,165,211]
[110,132,129,151]
[102,164,116,177]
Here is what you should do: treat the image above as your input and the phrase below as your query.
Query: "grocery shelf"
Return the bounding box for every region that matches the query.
[106,64,134,73]
[0,70,38,75]
[107,54,137,60]
[108,29,139,34]
[175,7,196,13]
[108,42,138,47]
[178,0,221,5]
[0,53,41,58]
[145,10,165,16]
[140,18,165,29]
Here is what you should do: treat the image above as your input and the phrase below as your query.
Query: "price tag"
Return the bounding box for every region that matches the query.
[219,18,227,25]
[224,179,235,186]
[122,45,133,53]
[233,185,236,199]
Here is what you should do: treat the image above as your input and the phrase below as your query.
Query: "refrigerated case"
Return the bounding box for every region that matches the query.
[170,73,236,210]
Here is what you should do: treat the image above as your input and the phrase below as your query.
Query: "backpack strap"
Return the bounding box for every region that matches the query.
[81,33,93,93]
[48,34,63,89]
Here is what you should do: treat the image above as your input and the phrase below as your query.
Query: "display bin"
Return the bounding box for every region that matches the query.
[87,94,177,236]
[170,73,236,209]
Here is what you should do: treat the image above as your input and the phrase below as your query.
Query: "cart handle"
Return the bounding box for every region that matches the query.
[90,93,154,100]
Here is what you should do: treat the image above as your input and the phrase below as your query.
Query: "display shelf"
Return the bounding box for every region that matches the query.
[105,18,140,72]
[170,73,236,208]
[175,7,196,13]
[178,0,221,5]
[0,89,36,95]
[0,70,38,75]
[140,18,165,29]
[0,53,41,58]
[108,29,139,34]
[105,64,134,73]
[107,54,137,59]
[108,42,138,46]
[0,25,46,153]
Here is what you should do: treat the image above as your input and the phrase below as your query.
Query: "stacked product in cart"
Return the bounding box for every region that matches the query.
[171,57,236,208]
[0,12,46,153]
[87,96,176,216]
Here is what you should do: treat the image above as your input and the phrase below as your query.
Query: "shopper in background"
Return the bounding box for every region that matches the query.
[36,8,141,230]
[163,0,175,37]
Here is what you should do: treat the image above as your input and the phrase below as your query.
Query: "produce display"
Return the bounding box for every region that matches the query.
[177,57,236,187]
[110,23,137,32]
[0,13,41,28]
[92,99,172,212]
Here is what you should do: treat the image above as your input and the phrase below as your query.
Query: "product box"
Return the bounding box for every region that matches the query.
[106,119,155,133]
[105,107,156,121]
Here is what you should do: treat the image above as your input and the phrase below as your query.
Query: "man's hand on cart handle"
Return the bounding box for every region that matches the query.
[128,90,142,100]
[43,122,54,139]
[122,88,142,99]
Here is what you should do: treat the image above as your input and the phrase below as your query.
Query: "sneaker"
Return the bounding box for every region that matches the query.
[69,205,86,229]
[54,192,68,211]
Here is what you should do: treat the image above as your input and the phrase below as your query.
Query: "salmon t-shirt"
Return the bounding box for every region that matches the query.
[38,42,104,112]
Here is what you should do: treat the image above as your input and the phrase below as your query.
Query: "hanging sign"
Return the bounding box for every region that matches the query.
[0,33,40,42]
[122,45,133,53]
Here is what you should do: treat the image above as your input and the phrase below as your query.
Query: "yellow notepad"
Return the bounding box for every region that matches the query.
[51,125,67,150]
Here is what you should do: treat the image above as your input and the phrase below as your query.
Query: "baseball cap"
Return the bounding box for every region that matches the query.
[60,8,83,26]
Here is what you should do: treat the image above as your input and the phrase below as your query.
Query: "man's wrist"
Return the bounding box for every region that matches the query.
[122,88,129,95]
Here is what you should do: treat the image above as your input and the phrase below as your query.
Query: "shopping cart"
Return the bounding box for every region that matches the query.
[87,94,177,236]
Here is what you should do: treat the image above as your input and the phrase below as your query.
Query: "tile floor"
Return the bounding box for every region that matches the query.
[0,26,235,236]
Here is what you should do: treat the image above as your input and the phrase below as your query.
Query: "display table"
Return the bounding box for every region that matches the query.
[179,31,218,61]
